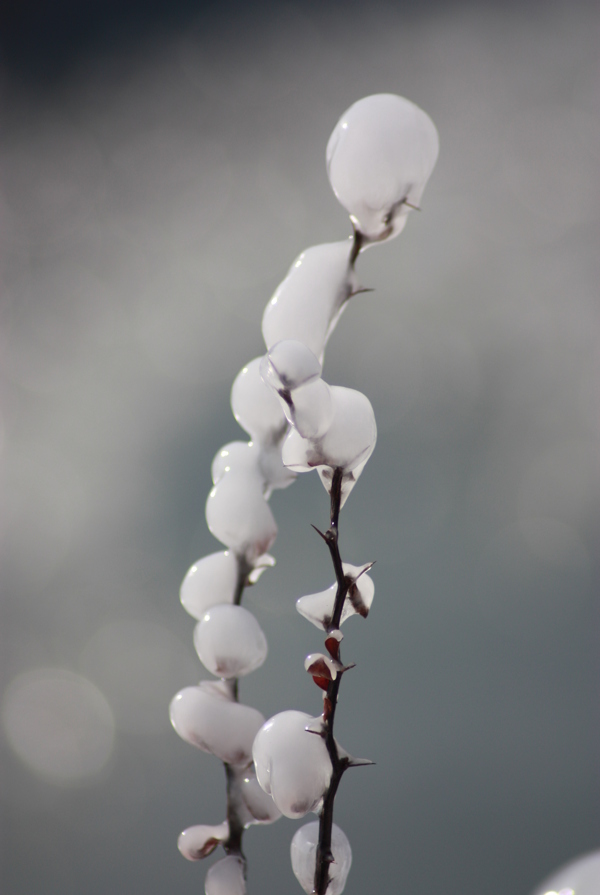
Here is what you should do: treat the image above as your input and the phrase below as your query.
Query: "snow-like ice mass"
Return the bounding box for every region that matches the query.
[291,821,352,895]
[327,93,439,243]
[252,710,332,818]
[193,604,267,679]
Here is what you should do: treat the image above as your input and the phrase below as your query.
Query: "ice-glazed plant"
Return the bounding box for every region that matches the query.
[170,94,439,894]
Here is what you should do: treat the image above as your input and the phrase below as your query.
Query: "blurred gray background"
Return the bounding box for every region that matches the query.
[1,1,599,893]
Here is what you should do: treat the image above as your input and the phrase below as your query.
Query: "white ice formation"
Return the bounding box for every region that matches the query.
[296,562,375,630]
[204,855,246,895]
[178,822,230,861]
[193,605,268,679]
[290,821,352,895]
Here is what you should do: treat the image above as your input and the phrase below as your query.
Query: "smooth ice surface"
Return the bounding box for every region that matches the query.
[252,710,332,818]
[327,93,439,242]
[211,441,261,485]
[240,769,282,825]
[282,386,376,474]
[291,821,352,895]
[262,241,358,361]
[231,357,287,442]
[180,551,239,621]
[296,563,374,629]
[258,442,296,494]
[206,471,277,562]
[287,379,333,440]
[262,340,322,391]
[178,822,229,861]
[169,685,264,766]
[531,849,600,895]
[193,605,267,679]
[205,856,246,895]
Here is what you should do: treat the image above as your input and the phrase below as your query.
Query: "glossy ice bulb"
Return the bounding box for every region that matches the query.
[327,93,439,242]
[180,551,239,621]
[282,385,376,474]
[286,379,334,441]
[291,821,352,895]
[231,357,287,442]
[206,472,277,562]
[262,241,358,362]
[252,710,332,818]
[193,605,267,679]
[296,563,375,629]
[169,683,264,766]
[178,822,229,861]
[531,849,600,895]
[240,769,283,825]
[262,340,322,392]
[205,855,246,895]
[211,441,261,485]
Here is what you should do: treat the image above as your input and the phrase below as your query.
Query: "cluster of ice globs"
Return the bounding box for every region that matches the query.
[169,93,439,895]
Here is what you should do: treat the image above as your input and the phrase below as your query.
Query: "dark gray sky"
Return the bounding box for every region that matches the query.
[1,2,599,894]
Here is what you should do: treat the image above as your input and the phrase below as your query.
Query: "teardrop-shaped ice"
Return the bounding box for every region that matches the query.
[206,472,278,562]
[205,855,246,895]
[246,553,276,585]
[296,563,374,629]
[193,605,268,679]
[240,769,282,825]
[290,821,352,895]
[531,849,600,895]
[296,583,337,630]
[262,340,322,393]
[282,386,376,475]
[170,685,264,766]
[178,821,229,861]
[287,379,334,440]
[180,551,240,621]
[326,94,439,243]
[262,241,358,362]
[252,710,332,819]
[211,441,261,485]
[231,357,287,443]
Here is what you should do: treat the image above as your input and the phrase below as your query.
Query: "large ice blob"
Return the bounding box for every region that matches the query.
[180,551,239,621]
[193,604,267,679]
[327,93,439,243]
[240,768,282,825]
[231,357,287,443]
[177,821,229,861]
[262,241,358,362]
[206,471,277,562]
[291,821,352,895]
[170,683,264,766]
[252,710,332,818]
[205,855,246,895]
[531,848,600,895]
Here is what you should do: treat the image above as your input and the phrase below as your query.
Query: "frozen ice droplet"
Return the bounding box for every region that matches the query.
[180,551,239,621]
[240,769,282,825]
[211,441,261,485]
[530,849,600,895]
[231,357,287,442]
[287,379,334,440]
[169,685,264,766]
[296,583,337,630]
[178,822,229,861]
[206,472,278,563]
[193,605,267,679]
[205,855,246,895]
[262,241,358,362]
[326,93,439,243]
[262,340,322,392]
[252,710,332,818]
[290,821,352,895]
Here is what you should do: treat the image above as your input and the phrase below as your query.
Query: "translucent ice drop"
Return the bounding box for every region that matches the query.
[327,93,439,243]
[180,551,239,621]
[252,710,332,818]
[193,604,268,679]
[204,855,246,895]
[290,820,352,895]
[178,821,229,860]
[240,768,282,825]
[206,471,277,562]
[231,357,287,443]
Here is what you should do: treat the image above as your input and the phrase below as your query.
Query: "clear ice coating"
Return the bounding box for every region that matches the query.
[177,822,229,861]
[290,821,352,895]
[262,340,322,392]
[204,855,246,895]
[326,94,439,243]
[230,357,287,443]
[193,605,268,679]
[296,563,375,630]
[530,849,600,895]
[282,385,376,476]
[240,768,283,825]
[206,471,277,563]
[261,241,358,363]
[180,551,239,621]
[169,683,265,766]
[252,710,332,819]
